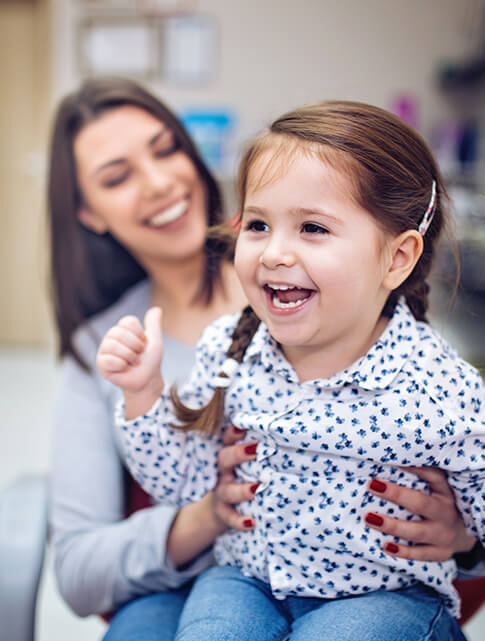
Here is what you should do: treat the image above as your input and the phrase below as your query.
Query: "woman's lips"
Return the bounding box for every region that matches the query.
[146,200,188,227]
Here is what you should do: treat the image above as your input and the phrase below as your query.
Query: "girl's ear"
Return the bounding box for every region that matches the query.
[383,230,423,291]
[78,205,109,234]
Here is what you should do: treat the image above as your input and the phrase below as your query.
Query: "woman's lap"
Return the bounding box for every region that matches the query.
[103,585,191,641]
[175,566,466,641]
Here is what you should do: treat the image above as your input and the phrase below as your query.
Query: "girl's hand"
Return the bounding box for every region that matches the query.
[211,426,259,531]
[365,466,476,561]
[97,307,164,417]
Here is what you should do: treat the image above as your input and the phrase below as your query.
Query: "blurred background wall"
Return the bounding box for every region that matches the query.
[1,2,484,639]
[1,0,485,350]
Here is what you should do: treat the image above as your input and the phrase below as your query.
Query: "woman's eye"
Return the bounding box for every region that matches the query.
[154,139,181,158]
[103,173,129,188]
[302,222,328,234]
[246,220,269,232]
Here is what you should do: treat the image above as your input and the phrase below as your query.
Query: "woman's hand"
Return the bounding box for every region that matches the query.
[167,426,258,567]
[364,466,476,561]
[211,426,259,531]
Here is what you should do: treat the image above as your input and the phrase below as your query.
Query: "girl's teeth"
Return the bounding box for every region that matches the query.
[148,201,187,226]
[272,295,307,309]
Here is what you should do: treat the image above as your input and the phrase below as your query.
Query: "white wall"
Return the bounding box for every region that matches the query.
[51,0,483,175]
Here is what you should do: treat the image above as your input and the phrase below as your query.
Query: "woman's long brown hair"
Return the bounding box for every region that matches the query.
[48,76,227,369]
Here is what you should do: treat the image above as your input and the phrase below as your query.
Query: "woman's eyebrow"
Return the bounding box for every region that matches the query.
[148,126,169,147]
[93,127,169,176]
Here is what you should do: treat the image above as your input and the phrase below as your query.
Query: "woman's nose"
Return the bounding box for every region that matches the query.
[260,235,296,269]
[141,160,174,198]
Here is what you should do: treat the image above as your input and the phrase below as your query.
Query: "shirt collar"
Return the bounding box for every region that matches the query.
[242,299,421,391]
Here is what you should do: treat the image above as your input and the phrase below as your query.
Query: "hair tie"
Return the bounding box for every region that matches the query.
[418,180,437,236]
[213,357,239,388]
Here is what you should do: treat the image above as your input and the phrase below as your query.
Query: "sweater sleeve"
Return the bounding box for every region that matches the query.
[49,352,213,617]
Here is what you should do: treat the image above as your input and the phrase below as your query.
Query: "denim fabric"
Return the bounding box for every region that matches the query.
[175,566,466,641]
[103,585,191,641]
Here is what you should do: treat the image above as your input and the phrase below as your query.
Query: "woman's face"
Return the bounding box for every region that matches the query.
[74,105,208,269]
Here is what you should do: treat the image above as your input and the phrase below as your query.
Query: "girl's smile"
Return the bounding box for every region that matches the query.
[263,282,316,312]
[234,150,395,381]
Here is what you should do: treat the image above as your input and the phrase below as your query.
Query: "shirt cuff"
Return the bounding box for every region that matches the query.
[114,395,163,428]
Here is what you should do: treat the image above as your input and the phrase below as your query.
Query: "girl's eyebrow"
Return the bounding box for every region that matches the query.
[93,126,169,176]
[242,205,342,226]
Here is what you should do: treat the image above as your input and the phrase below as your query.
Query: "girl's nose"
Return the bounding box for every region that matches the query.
[259,236,296,269]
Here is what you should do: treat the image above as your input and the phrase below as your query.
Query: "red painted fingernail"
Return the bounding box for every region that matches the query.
[243,518,254,528]
[250,483,260,494]
[385,542,399,554]
[233,427,245,434]
[370,479,387,493]
[365,512,384,527]
[244,443,257,455]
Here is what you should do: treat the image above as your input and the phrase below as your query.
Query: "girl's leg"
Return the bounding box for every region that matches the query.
[287,584,466,641]
[103,585,191,641]
[175,566,290,641]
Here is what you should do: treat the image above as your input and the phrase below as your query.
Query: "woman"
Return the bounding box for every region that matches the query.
[47,77,480,640]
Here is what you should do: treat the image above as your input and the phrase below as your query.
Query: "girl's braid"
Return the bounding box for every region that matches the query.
[170,306,260,435]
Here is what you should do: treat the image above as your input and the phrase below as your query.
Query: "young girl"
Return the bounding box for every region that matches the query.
[97,101,483,641]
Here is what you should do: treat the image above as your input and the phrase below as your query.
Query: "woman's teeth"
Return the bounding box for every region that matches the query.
[148,201,188,227]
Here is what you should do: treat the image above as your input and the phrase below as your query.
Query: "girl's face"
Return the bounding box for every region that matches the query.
[74,105,208,269]
[234,151,397,376]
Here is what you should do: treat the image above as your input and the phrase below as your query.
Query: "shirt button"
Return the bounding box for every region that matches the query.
[260,468,271,484]
[274,593,286,601]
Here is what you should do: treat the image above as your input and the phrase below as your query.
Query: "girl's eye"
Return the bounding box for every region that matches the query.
[246,219,269,232]
[302,222,328,234]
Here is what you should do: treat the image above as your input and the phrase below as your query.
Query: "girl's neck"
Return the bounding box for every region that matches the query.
[284,314,389,383]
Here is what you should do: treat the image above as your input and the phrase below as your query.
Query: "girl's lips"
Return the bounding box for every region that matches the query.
[263,284,316,314]
[146,199,188,227]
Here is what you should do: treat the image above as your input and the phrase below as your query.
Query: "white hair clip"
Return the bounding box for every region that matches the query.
[418,180,437,236]
[213,358,239,388]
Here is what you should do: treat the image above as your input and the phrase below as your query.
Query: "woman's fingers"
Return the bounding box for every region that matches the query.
[214,479,259,505]
[403,466,454,496]
[367,473,454,521]
[382,542,455,563]
[212,428,259,531]
[218,439,258,475]
[212,500,255,532]
[221,425,246,447]
[365,511,454,548]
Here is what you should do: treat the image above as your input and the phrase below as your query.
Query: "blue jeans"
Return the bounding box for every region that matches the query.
[103,585,191,641]
[175,566,466,641]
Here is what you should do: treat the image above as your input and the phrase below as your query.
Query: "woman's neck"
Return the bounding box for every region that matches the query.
[148,255,247,346]
[149,252,206,312]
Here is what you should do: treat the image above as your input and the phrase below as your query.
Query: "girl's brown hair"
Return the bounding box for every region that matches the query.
[173,100,455,435]
[48,76,226,368]
[239,100,452,322]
